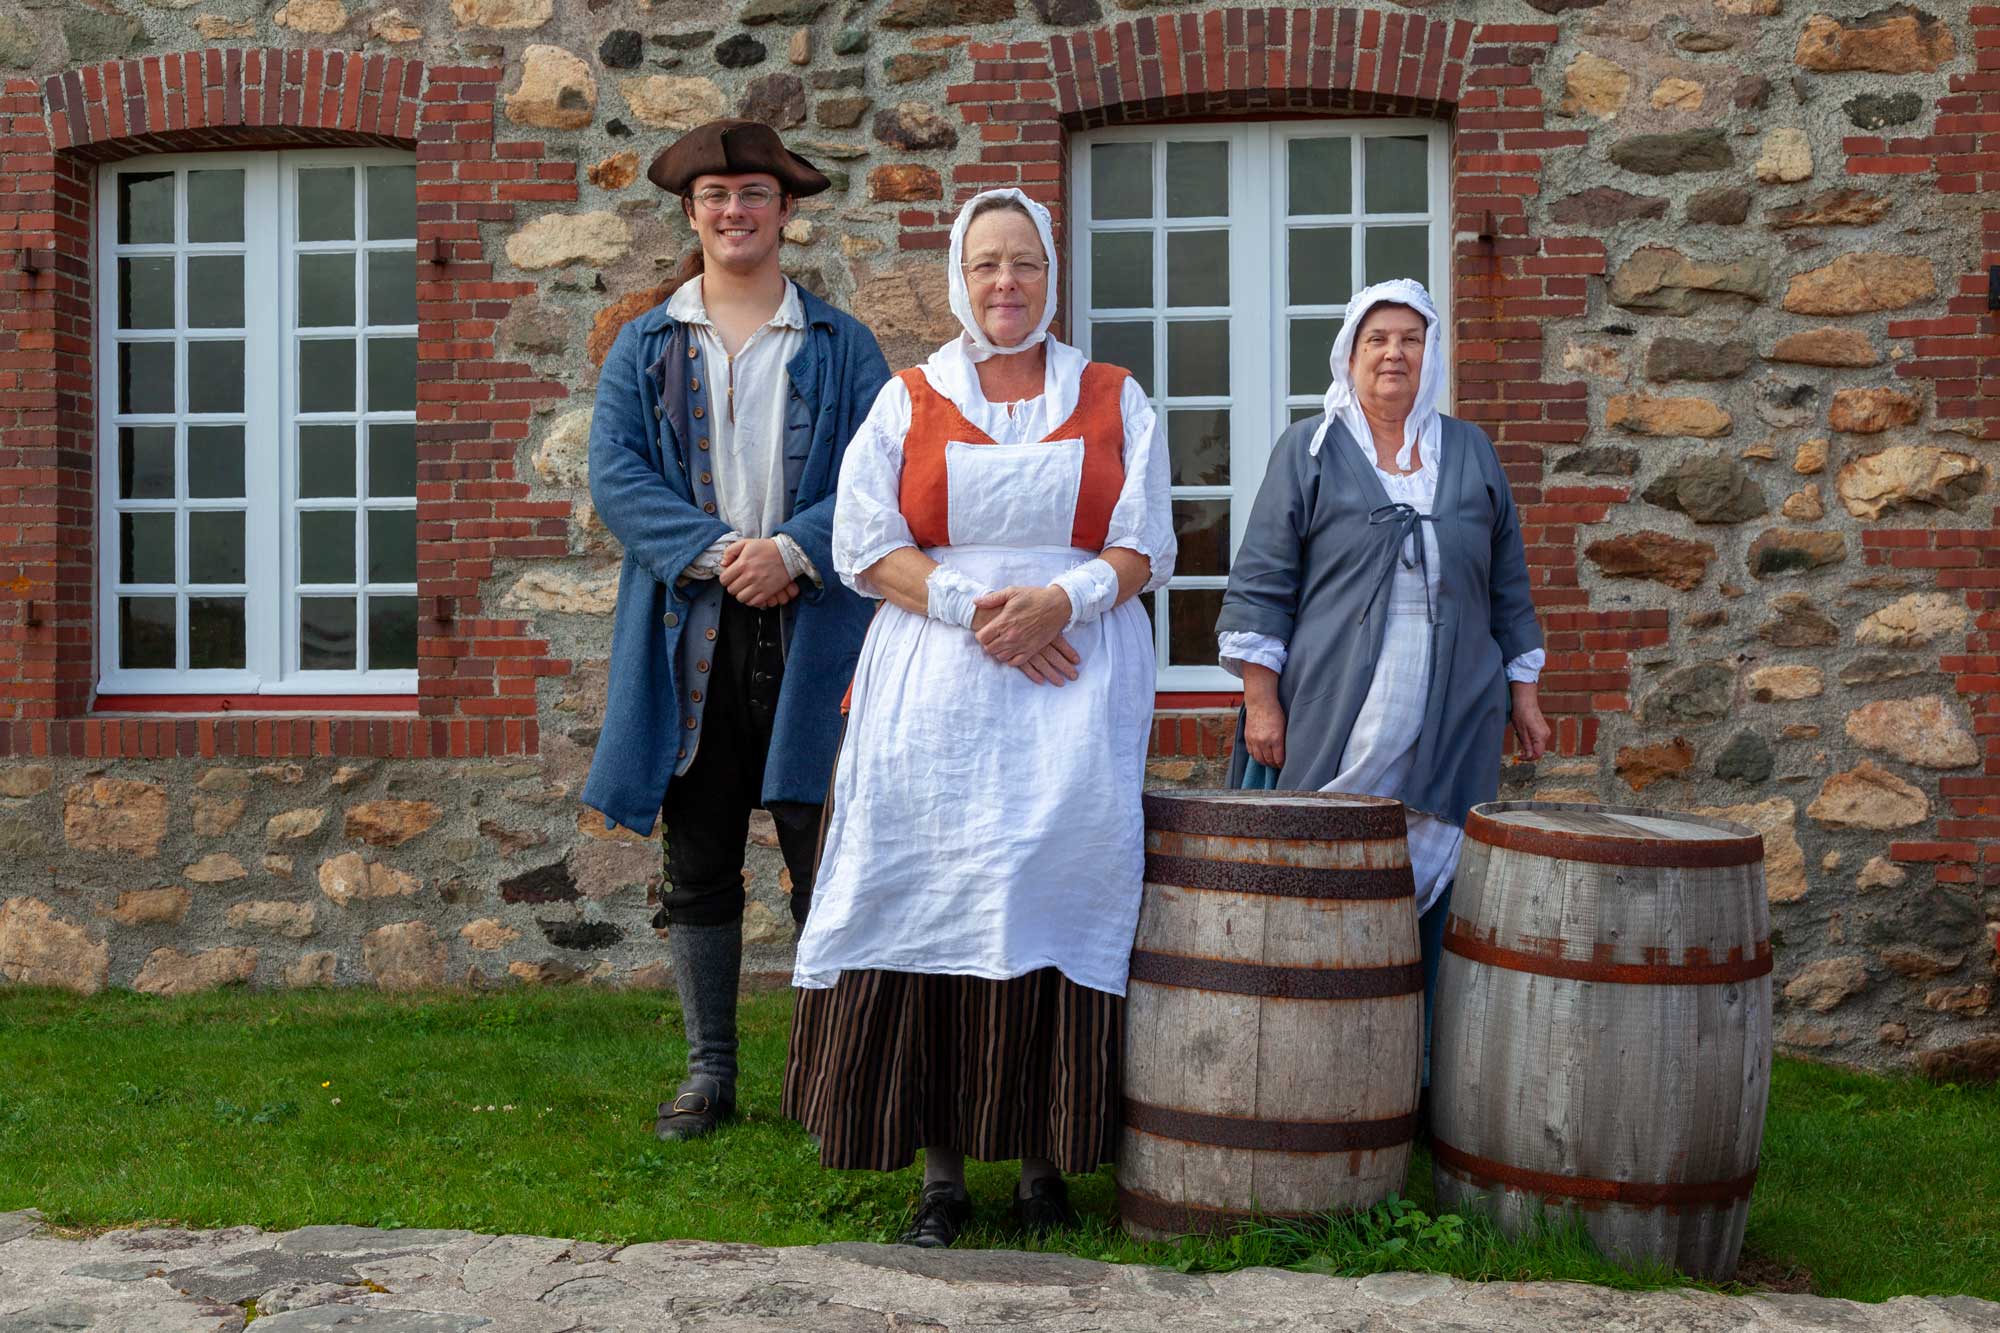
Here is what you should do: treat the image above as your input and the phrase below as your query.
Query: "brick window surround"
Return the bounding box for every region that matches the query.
[0,50,572,761]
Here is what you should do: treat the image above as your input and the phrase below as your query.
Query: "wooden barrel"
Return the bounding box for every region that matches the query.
[1118,789,1422,1239]
[1431,801,1773,1281]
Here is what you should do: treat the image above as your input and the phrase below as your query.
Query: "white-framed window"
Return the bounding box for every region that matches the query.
[98,149,419,696]
[1072,120,1451,692]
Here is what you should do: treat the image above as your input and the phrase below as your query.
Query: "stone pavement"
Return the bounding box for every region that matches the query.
[0,1210,1996,1333]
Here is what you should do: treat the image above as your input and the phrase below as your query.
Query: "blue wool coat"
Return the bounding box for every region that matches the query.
[580,287,891,837]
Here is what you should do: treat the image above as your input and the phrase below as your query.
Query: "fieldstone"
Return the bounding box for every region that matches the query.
[1609,245,1768,315]
[1560,52,1633,118]
[868,164,943,202]
[1526,0,1612,9]
[478,820,547,858]
[346,799,441,848]
[1842,654,1928,686]
[503,567,620,615]
[501,860,580,903]
[741,0,829,19]
[369,9,422,41]
[505,45,597,131]
[540,918,625,951]
[1554,445,1639,476]
[879,0,1014,25]
[741,73,806,129]
[1583,531,1715,591]
[1857,592,1967,648]
[364,922,447,991]
[1692,798,1804,902]
[1748,664,1824,700]
[1608,129,1732,175]
[450,0,551,28]
[1880,1022,1911,1045]
[1882,946,1963,981]
[226,901,317,940]
[587,151,639,193]
[1643,455,1767,523]
[812,67,866,90]
[274,0,349,33]
[1686,186,1752,226]
[1031,0,1100,19]
[1784,956,1870,1013]
[1616,738,1695,792]
[716,34,768,69]
[1636,662,1735,725]
[570,839,660,898]
[1783,253,1935,315]
[885,52,950,83]
[506,212,631,271]
[1731,73,1772,109]
[499,293,571,356]
[266,808,326,844]
[131,946,257,997]
[1846,696,1977,769]
[1856,855,1908,890]
[1608,394,1731,438]
[1551,188,1666,227]
[1767,188,1891,229]
[1644,338,1752,383]
[185,853,247,883]
[318,852,421,906]
[833,25,870,52]
[1924,984,1993,1017]
[266,855,294,878]
[1836,446,1983,520]
[1714,731,1775,784]
[1829,387,1921,434]
[284,952,336,988]
[1795,6,1954,74]
[598,29,643,69]
[1760,592,1840,647]
[0,765,52,799]
[193,795,246,837]
[874,101,958,150]
[1769,327,1878,367]
[1677,31,1734,53]
[1844,90,1924,130]
[851,260,960,368]
[1748,529,1846,579]
[1918,1037,2000,1085]
[60,8,140,61]
[1808,762,1929,829]
[258,764,306,785]
[810,96,871,129]
[461,919,521,951]
[619,75,726,131]
[532,410,591,488]
[1782,485,1825,521]
[1794,439,1829,474]
[587,285,670,367]
[0,898,108,993]
[1651,78,1706,111]
[62,779,168,857]
[103,886,193,927]
[1755,128,1814,184]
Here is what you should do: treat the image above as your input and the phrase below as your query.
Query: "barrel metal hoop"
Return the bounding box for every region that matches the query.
[1123,1098,1416,1153]
[1128,951,1424,1000]
[1442,917,1775,985]
[1466,808,1765,869]
[1431,1138,1759,1208]
[1145,852,1414,901]
[1144,790,1407,842]
[1117,1186,1316,1236]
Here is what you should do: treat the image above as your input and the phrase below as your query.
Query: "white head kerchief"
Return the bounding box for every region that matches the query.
[946,187,1059,362]
[1308,278,1444,471]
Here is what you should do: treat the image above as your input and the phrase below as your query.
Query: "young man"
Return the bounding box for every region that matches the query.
[581,120,891,1141]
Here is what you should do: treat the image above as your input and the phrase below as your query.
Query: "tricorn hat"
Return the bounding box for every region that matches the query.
[648,119,831,197]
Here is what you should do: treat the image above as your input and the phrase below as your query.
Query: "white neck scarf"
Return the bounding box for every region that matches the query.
[945,187,1059,363]
[1309,278,1445,471]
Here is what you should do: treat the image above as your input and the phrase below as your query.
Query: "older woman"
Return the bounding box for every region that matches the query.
[1217,279,1549,1091]
[783,188,1174,1247]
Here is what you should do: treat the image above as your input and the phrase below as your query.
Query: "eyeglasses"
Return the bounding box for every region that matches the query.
[961,259,1048,283]
[690,186,779,211]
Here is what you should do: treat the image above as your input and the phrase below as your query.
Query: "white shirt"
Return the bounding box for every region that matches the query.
[666,276,816,584]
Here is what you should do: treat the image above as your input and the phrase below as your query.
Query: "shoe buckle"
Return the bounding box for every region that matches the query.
[671,1091,711,1115]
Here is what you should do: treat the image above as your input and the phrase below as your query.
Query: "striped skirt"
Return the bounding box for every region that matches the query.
[782,967,1122,1173]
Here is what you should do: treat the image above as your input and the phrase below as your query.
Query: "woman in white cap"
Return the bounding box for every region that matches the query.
[1216,279,1550,1107]
[783,188,1174,1247]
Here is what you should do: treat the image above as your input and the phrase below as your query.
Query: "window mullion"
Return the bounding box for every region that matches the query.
[248,157,288,689]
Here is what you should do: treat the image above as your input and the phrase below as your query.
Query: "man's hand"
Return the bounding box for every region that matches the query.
[1509,680,1552,761]
[1241,664,1286,770]
[719,538,799,608]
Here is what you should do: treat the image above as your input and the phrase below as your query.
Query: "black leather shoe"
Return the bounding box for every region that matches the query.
[653,1086,735,1142]
[1013,1176,1076,1235]
[897,1182,973,1248]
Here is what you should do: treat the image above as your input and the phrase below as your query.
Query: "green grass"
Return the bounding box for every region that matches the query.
[0,987,1993,1302]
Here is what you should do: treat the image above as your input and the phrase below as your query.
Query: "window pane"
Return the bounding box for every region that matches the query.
[367,509,417,583]
[1364,135,1428,214]
[1289,138,1351,216]
[118,172,175,245]
[119,342,175,415]
[187,169,245,243]
[1291,404,1322,425]
[366,165,418,240]
[118,427,175,500]
[1290,317,1340,396]
[1166,409,1228,486]
[1090,142,1151,221]
[187,340,244,414]
[119,597,176,670]
[369,595,419,670]
[367,423,416,497]
[1167,587,1224,667]
[188,425,245,499]
[118,257,174,329]
[299,253,356,328]
[298,168,355,241]
[299,340,356,412]
[188,510,244,585]
[1091,322,1153,396]
[1289,227,1352,307]
[367,337,418,412]
[367,251,417,327]
[300,425,355,498]
[1173,499,1230,576]
[188,597,246,670]
[1166,231,1228,308]
[119,512,174,584]
[300,510,355,584]
[1165,141,1227,218]
[187,256,244,329]
[1364,225,1429,287]
[1166,320,1228,398]
[300,596,357,670]
[1090,232,1152,310]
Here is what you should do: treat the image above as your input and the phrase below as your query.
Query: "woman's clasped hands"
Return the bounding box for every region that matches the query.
[971,585,1081,687]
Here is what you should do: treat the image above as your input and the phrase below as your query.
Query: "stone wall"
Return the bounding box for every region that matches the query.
[0,0,1995,1080]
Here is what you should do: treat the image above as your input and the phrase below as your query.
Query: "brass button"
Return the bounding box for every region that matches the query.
[690,689,703,703]
[653,404,663,420]
[678,747,687,758]
[700,471,711,484]
[663,611,679,628]
[698,438,710,451]
[684,717,698,730]
[693,406,705,420]
[687,346,698,359]
[697,659,710,672]
[705,628,717,641]
[703,502,716,514]
[690,377,701,391]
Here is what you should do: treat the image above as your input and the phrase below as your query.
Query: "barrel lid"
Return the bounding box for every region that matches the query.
[1466,800,1764,868]
[1143,789,1406,841]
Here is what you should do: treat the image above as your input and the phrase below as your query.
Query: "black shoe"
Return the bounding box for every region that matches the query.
[654,1086,735,1142]
[897,1182,973,1248]
[1013,1176,1076,1235]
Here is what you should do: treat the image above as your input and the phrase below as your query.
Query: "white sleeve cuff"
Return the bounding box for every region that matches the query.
[1505,648,1546,684]
[1051,559,1119,630]
[774,534,819,586]
[1219,630,1288,678]
[925,565,987,629]
[682,534,739,581]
